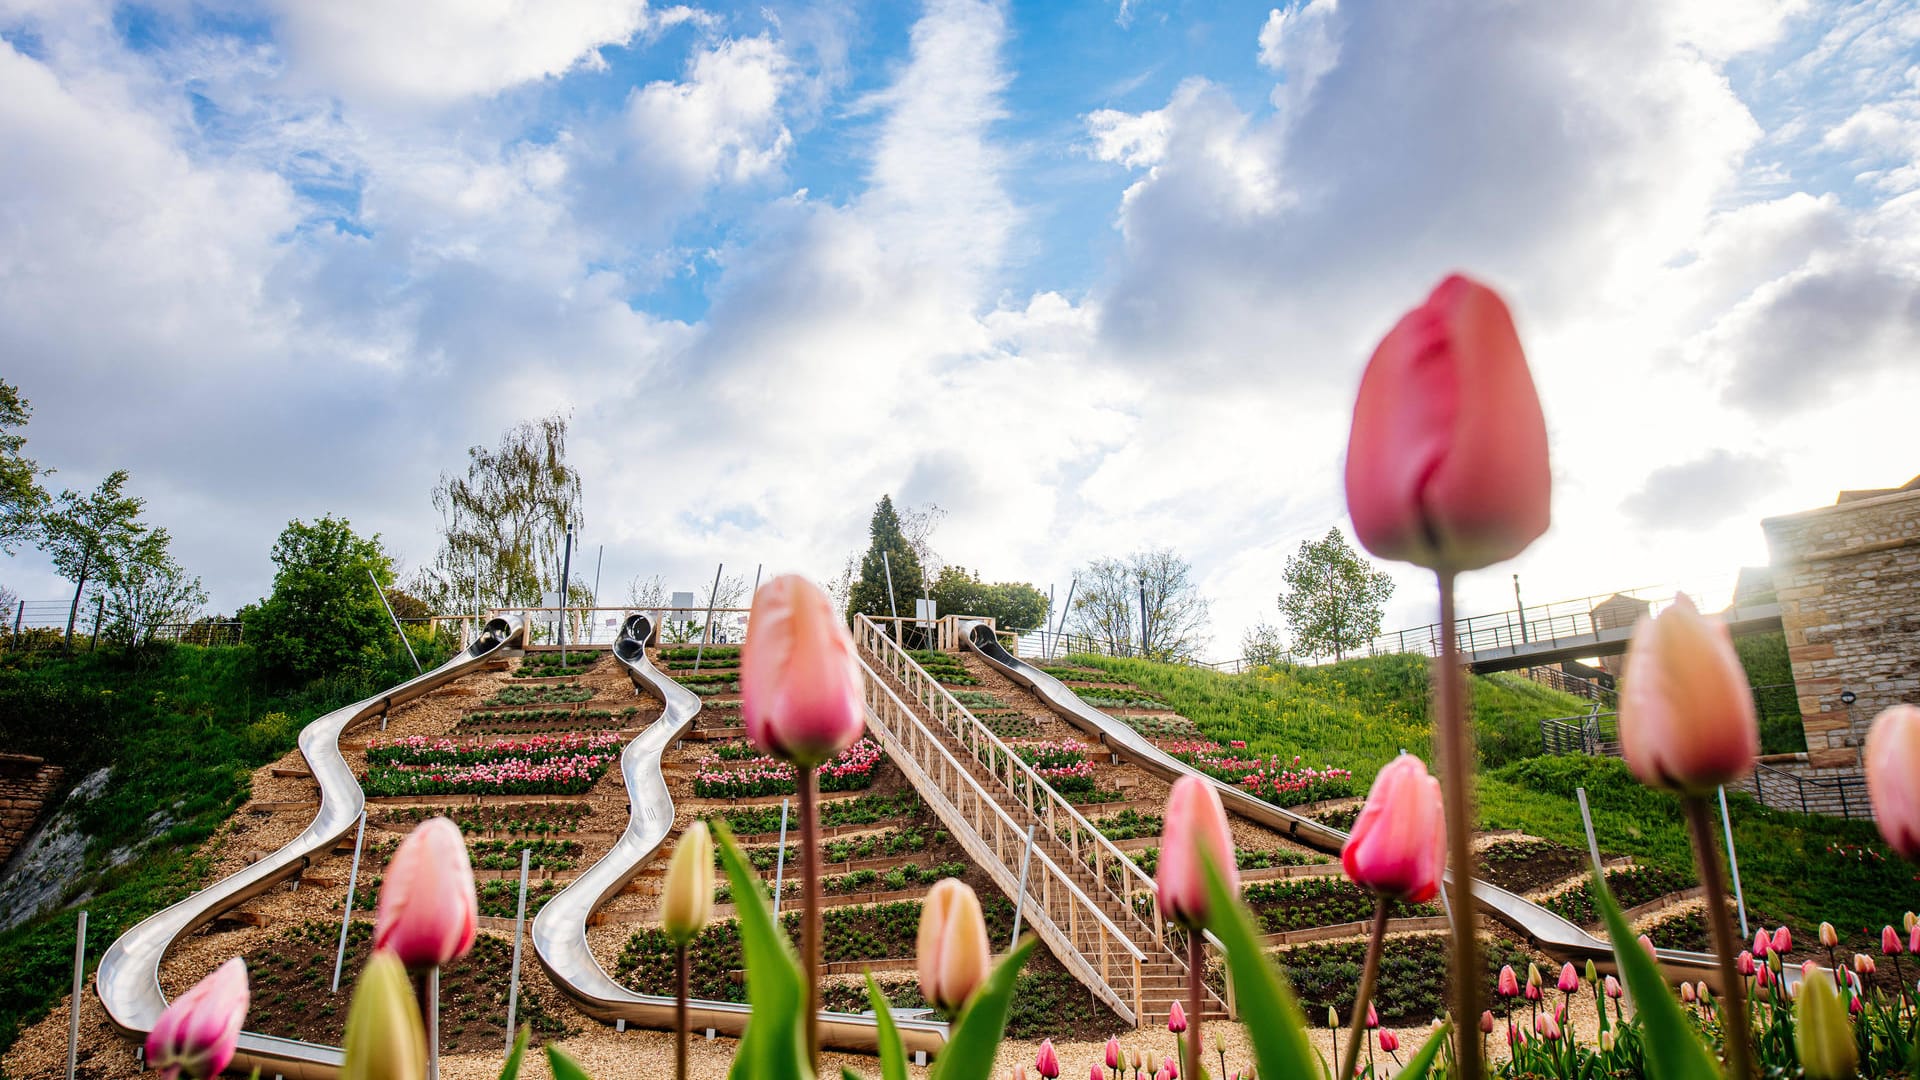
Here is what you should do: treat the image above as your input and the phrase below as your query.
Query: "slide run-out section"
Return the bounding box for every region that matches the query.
[95,616,526,1080]
[532,615,949,1055]
[956,621,1745,987]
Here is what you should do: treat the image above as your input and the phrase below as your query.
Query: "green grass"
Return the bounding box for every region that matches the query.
[0,638,444,1057]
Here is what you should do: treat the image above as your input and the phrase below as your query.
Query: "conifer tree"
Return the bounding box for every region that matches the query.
[848,495,924,625]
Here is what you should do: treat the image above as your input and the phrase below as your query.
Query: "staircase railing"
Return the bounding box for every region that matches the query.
[853,616,1166,943]
[1538,707,1619,757]
[857,653,1149,1024]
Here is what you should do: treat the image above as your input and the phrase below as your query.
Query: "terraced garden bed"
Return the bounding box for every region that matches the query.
[515,651,603,678]
[708,791,922,836]
[1085,808,1161,841]
[906,649,980,685]
[483,684,595,708]
[1312,804,1360,832]
[1474,838,1594,894]
[478,878,562,919]
[362,731,623,796]
[1128,846,1326,876]
[1075,690,1174,711]
[716,860,969,903]
[1276,932,1535,1026]
[377,802,589,836]
[1539,865,1697,924]
[691,738,883,797]
[737,825,938,871]
[659,645,741,670]
[1159,740,1356,808]
[1241,878,1440,934]
[454,706,641,734]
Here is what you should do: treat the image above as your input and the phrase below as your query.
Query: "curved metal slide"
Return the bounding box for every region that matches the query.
[532,615,949,1055]
[96,616,526,1080]
[957,622,1743,983]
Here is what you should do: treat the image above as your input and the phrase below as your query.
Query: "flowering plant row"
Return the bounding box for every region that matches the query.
[363,752,618,796]
[1012,740,1091,771]
[366,731,623,768]
[691,738,883,798]
[1163,740,1355,807]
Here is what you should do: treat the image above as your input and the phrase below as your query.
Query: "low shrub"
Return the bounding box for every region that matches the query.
[483,684,594,707]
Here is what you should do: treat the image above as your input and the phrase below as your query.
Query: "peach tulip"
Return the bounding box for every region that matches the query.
[1819,922,1839,948]
[1341,754,1445,902]
[1617,595,1759,794]
[917,879,990,1011]
[1344,273,1550,572]
[373,817,476,969]
[740,574,865,767]
[1867,706,1920,859]
[1155,775,1237,927]
[146,958,248,1080]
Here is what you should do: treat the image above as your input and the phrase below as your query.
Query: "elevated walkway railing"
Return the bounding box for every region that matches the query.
[1743,761,1874,822]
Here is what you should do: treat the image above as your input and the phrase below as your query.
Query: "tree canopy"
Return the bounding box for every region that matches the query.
[1066,548,1210,660]
[97,527,206,647]
[39,470,147,643]
[419,414,586,612]
[243,515,396,683]
[927,565,1048,629]
[0,380,49,555]
[1276,527,1396,661]
[848,495,924,622]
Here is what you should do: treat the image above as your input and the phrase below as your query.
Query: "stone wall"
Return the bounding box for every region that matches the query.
[1761,484,1920,768]
[0,753,64,867]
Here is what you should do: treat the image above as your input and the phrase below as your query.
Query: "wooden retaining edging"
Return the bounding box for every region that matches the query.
[1262,915,1452,947]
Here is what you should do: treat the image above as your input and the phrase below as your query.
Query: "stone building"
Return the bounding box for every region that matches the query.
[1761,474,1920,769]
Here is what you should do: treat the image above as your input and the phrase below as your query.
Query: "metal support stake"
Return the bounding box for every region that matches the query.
[333,812,368,992]
[427,967,440,1080]
[1052,580,1077,660]
[369,570,421,674]
[882,551,900,641]
[505,848,530,1049]
[558,528,573,664]
[591,544,604,643]
[66,910,86,1080]
[695,563,723,672]
[1717,785,1749,938]
[772,799,791,915]
[1009,825,1037,946]
[1138,580,1150,658]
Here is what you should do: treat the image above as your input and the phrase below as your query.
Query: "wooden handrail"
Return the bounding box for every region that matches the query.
[858,655,1147,1024]
[852,616,1165,943]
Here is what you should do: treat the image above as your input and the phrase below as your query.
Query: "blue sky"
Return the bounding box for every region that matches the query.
[2,0,1918,655]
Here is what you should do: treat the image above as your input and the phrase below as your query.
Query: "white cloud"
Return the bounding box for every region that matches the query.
[1257,0,1341,119]
[625,35,794,189]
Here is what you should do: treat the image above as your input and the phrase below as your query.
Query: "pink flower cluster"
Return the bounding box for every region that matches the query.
[1012,740,1092,771]
[367,731,623,768]
[693,738,883,797]
[1162,740,1354,808]
[365,752,618,796]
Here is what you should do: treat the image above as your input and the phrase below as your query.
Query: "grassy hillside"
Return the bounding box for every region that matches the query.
[0,638,448,1058]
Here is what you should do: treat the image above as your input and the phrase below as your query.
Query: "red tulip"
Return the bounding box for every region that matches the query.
[1106,1037,1121,1070]
[740,575,865,767]
[1155,775,1237,927]
[1341,754,1445,903]
[1344,273,1550,572]
[917,879,990,1011]
[1497,965,1519,997]
[1773,926,1793,955]
[1867,706,1920,859]
[373,817,476,969]
[1617,596,1759,795]
[1037,1039,1061,1079]
[1557,962,1578,994]
[1883,926,1905,956]
[146,958,248,1080]
[1378,1030,1400,1054]
[1168,999,1187,1033]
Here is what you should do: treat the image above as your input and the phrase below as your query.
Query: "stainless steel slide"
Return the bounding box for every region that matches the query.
[531,615,950,1055]
[95,616,526,1080]
[957,621,1744,982]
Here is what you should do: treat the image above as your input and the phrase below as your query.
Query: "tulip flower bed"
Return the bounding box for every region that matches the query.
[707,791,921,833]
[1275,932,1534,1025]
[737,827,932,871]
[483,683,595,707]
[362,733,621,796]
[1313,804,1361,831]
[906,649,979,685]
[716,860,969,902]
[455,705,640,734]
[1473,837,1594,894]
[367,731,625,768]
[377,802,588,835]
[658,645,741,668]
[1129,845,1325,876]
[1240,878,1440,933]
[1538,864,1696,924]
[690,737,883,798]
[467,837,584,871]
[514,651,602,678]
[1160,740,1357,807]
[820,969,1120,1040]
[1118,712,1200,739]
[244,920,570,1051]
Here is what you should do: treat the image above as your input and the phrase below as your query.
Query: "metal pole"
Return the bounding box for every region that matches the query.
[1717,785,1749,938]
[772,799,791,916]
[473,567,481,649]
[333,812,368,992]
[1009,824,1037,946]
[505,848,530,1049]
[746,564,761,642]
[66,910,86,1080]
[1053,580,1077,660]
[369,570,421,673]
[882,551,900,640]
[591,545,604,643]
[1514,573,1528,644]
[694,564,723,672]
[558,528,573,664]
[11,599,22,637]
[1138,580,1150,659]
[428,967,440,1080]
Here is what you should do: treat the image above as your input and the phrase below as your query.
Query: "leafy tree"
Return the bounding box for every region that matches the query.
[927,566,1048,629]
[97,528,207,647]
[0,380,49,554]
[419,414,585,611]
[243,515,396,683]
[1240,620,1289,668]
[848,496,924,623]
[1066,548,1211,660]
[1277,527,1396,661]
[39,470,146,646]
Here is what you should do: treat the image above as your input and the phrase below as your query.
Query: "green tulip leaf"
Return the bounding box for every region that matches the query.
[715,820,810,1080]
[545,1044,594,1080]
[1198,851,1323,1080]
[1395,1020,1451,1080]
[866,972,909,1080]
[498,1025,530,1080]
[930,936,1038,1080]
[1589,866,1720,1080]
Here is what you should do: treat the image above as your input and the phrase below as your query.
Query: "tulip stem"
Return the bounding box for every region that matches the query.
[799,764,822,1071]
[1340,899,1392,1080]
[1683,796,1754,1080]
[1434,571,1483,1080]
[1187,935,1204,1080]
[675,944,689,1080]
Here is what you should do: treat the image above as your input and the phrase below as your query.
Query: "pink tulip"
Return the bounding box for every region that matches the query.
[1639,934,1658,959]
[1554,1001,1567,1024]
[1106,1037,1121,1070]
[1156,775,1237,927]
[740,575,865,767]
[1867,706,1920,859]
[1616,596,1759,795]
[373,817,476,969]
[1774,926,1793,955]
[917,879,989,1011]
[1479,1010,1495,1034]
[1168,999,1187,1033]
[1378,1030,1400,1054]
[1497,965,1519,997]
[1910,923,1920,955]
[1884,926,1905,956]
[1366,1003,1379,1029]
[1538,1014,1561,1042]
[1757,965,1775,989]
[1756,929,1774,957]
[1344,273,1550,572]
[146,958,248,1080]
[1739,951,1756,976]
[1605,975,1622,999]
[1340,754,1445,902]
[1093,1067,1105,1080]
[1509,1024,1528,1048]
[1036,1039,1061,1079]
[1557,962,1578,994]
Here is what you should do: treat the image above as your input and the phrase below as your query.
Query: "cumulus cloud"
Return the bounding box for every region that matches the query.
[1622,451,1789,529]
[1257,0,1342,120]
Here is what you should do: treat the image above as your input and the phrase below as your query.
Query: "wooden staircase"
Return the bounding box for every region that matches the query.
[852,617,1229,1029]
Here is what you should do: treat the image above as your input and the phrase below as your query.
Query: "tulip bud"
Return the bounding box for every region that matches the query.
[1803,959,1821,982]
[1604,975,1622,999]
[1697,982,1710,1003]
[1599,1030,1615,1053]
[1539,1014,1561,1042]
[1639,934,1658,960]
[1795,969,1859,1080]
[341,951,427,1080]
[741,575,865,767]
[1093,1067,1105,1080]
[1557,962,1578,994]
[1855,953,1876,976]
[1497,964,1519,998]
[1525,963,1543,1001]
[1156,775,1237,927]
[1755,928,1773,957]
[661,821,713,946]
[1757,965,1775,989]
[1680,982,1696,1003]
[1213,1031,1224,1053]
[1584,958,1598,983]
[1036,1039,1061,1080]
[1378,1030,1400,1054]
[1340,753,1445,903]
[1106,1037,1121,1070]
[1617,596,1759,795]
[1168,1000,1187,1034]
[1132,1049,1145,1071]
[1014,1065,1029,1080]
[1739,950,1756,977]
[1884,926,1905,956]
[373,818,477,969]
[1906,911,1918,934]
[146,958,248,1080]
[1327,1005,1340,1029]
[1344,274,1550,572]
[1773,926,1793,954]
[1366,1002,1379,1029]
[1819,921,1839,948]
[1867,706,1920,859]
[1509,1024,1528,1048]
[917,878,990,1011]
